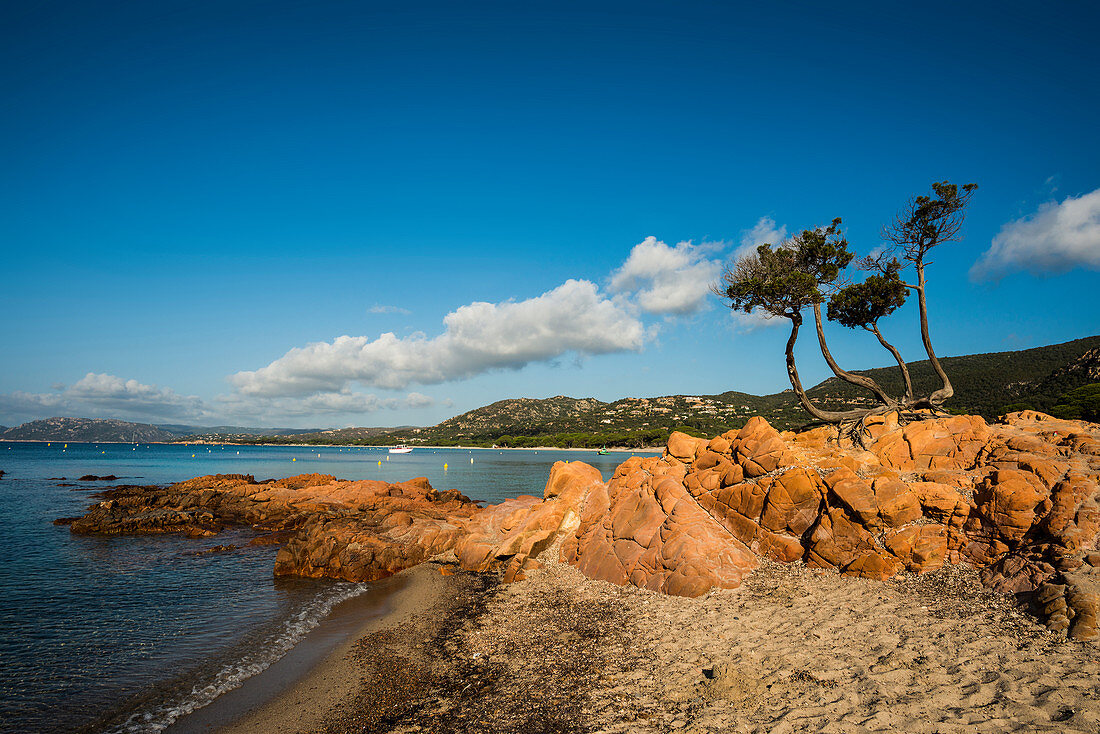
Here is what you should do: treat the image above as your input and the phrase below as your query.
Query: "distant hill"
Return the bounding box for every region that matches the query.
[359,335,1100,448]
[0,417,400,444]
[806,336,1100,418]
[6,336,1096,449]
[1,417,179,443]
[196,425,412,444]
[160,424,325,439]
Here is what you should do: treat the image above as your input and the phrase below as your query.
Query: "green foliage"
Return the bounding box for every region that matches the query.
[722,218,854,320]
[495,429,669,449]
[1050,383,1100,422]
[791,218,853,288]
[827,264,908,329]
[885,181,978,264]
[723,244,817,318]
[809,336,1100,421]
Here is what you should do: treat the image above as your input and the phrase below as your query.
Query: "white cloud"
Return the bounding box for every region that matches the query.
[0,373,209,423]
[368,304,412,315]
[405,391,435,408]
[0,373,438,427]
[729,310,784,334]
[215,390,434,419]
[737,216,787,260]
[971,188,1100,280]
[229,278,646,397]
[609,237,723,315]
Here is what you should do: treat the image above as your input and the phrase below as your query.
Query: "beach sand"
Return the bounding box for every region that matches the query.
[204,563,471,734]
[208,542,1100,733]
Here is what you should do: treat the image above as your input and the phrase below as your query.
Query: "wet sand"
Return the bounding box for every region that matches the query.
[172,563,468,734]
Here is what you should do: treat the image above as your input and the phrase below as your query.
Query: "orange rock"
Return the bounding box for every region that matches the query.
[910,482,971,528]
[885,526,948,573]
[760,467,824,535]
[666,431,707,462]
[824,468,880,529]
[974,469,1052,544]
[66,410,1100,639]
[732,417,792,477]
[806,506,879,570]
[843,552,903,580]
[873,478,922,528]
[707,436,732,455]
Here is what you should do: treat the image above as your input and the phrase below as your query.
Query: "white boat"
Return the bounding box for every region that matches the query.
[388,445,412,454]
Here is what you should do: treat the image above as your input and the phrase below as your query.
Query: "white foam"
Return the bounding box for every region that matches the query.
[106,581,370,733]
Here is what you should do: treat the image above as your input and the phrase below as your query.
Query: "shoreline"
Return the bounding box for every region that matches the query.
[169,562,467,734]
[2,439,659,453]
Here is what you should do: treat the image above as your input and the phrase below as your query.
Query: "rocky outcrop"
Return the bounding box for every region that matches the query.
[557,411,1099,639]
[67,411,1100,639]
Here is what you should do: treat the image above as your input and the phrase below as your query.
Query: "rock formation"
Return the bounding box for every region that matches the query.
[67,411,1100,639]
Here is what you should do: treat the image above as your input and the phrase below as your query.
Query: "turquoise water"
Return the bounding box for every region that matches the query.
[0,441,650,733]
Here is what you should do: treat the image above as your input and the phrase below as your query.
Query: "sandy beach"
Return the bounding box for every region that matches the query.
[196,563,469,734]
[194,536,1100,734]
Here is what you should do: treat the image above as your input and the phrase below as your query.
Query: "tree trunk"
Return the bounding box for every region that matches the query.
[914,262,953,405]
[811,302,895,406]
[785,315,873,423]
[868,322,913,401]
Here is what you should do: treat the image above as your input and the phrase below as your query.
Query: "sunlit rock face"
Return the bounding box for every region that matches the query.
[557,412,1100,639]
[68,410,1100,639]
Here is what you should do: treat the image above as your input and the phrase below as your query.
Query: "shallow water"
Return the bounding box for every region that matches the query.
[0,441,651,733]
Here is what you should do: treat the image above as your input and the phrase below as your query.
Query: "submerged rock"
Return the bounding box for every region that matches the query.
[65,411,1100,639]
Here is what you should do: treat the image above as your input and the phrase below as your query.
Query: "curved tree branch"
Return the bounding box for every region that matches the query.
[785,315,873,423]
[913,265,953,405]
[866,322,913,402]
[810,302,896,407]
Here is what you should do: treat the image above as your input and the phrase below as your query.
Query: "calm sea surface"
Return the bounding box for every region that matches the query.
[0,441,652,733]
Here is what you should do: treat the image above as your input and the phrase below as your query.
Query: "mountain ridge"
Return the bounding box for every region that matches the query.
[2,336,1096,446]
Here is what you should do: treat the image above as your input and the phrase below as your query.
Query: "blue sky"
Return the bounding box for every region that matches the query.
[2,1,1098,428]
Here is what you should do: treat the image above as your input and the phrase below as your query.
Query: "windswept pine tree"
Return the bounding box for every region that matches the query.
[717,181,978,435]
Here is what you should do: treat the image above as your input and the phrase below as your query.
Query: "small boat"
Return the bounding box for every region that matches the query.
[597,446,609,455]
[388,445,413,454]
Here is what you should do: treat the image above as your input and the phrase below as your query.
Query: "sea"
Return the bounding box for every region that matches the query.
[0,440,652,733]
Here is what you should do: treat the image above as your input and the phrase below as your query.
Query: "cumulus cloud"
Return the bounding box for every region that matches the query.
[0,372,437,426]
[609,237,723,315]
[971,188,1100,280]
[737,216,788,260]
[215,390,435,419]
[229,279,646,397]
[0,373,209,423]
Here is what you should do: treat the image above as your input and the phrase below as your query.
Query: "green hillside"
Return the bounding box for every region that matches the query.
[190,335,1100,450]
[806,336,1100,418]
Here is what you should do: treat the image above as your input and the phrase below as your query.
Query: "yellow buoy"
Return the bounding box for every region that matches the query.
[443,463,448,470]
[192,454,196,458]
[292,458,296,461]
[378,460,382,466]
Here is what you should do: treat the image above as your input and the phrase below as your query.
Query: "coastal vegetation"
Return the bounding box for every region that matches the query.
[718,181,978,429]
